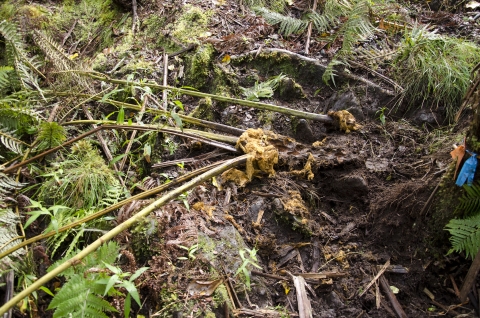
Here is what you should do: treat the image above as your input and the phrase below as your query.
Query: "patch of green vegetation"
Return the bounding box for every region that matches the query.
[48,0,122,52]
[36,139,120,210]
[0,1,16,20]
[393,25,480,121]
[171,5,212,44]
[131,215,159,262]
[190,97,215,121]
[120,57,156,75]
[141,15,182,52]
[184,44,215,90]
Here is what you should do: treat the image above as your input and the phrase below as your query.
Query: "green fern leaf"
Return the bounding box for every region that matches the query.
[445,213,480,259]
[336,0,375,55]
[254,7,308,36]
[49,275,116,318]
[0,66,14,91]
[457,183,480,216]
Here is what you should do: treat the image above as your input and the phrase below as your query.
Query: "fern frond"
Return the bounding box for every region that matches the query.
[0,102,42,132]
[309,0,349,33]
[322,59,346,85]
[352,42,398,67]
[337,0,376,56]
[0,20,46,99]
[254,7,308,36]
[0,66,14,92]
[0,173,24,193]
[457,183,480,216]
[0,208,26,269]
[48,241,119,278]
[32,30,75,73]
[49,275,117,318]
[35,121,67,151]
[445,213,480,259]
[0,128,26,155]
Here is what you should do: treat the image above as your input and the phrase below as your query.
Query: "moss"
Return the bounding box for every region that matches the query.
[121,57,156,75]
[47,0,121,53]
[189,97,215,121]
[184,44,215,90]
[141,15,182,52]
[0,1,16,20]
[171,5,212,45]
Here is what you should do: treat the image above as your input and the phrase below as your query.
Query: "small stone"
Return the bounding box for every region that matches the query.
[295,119,315,142]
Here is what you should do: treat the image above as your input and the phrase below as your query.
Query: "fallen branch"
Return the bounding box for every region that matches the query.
[2,123,237,175]
[52,91,245,136]
[460,247,480,302]
[379,275,407,318]
[0,154,250,316]
[359,259,390,297]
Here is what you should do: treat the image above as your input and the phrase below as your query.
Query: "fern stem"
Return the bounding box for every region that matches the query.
[0,160,226,260]
[2,124,238,174]
[65,121,239,145]
[78,72,335,123]
[51,91,245,136]
[0,154,250,316]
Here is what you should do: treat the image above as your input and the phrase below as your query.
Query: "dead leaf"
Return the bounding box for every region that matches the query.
[187,279,223,297]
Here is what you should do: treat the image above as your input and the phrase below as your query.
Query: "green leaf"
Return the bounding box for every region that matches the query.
[104,274,119,296]
[170,109,183,132]
[110,153,127,166]
[130,267,149,281]
[173,100,184,111]
[100,88,124,103]
[117,107,125,124]
[180,86,199,91]
[24,210,49,228]
[104,262,122,275]
[122,280,141,306]
[124,294,132,318]
[39,286,54,297]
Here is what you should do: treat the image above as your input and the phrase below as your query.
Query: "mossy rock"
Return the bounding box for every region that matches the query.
[184,44,215,90]
[171,5,212,44]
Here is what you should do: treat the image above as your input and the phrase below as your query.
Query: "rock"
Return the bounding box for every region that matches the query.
[331,174,368,196]
[295,119,315,142]
[412,109,439,125]
[331,91,360,111]
[276,77,306,101]
[328,291,345,308]
[346,106,365,121]
[249,198,265,219]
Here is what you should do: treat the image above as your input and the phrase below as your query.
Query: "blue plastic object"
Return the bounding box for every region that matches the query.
[456,151,477,186]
